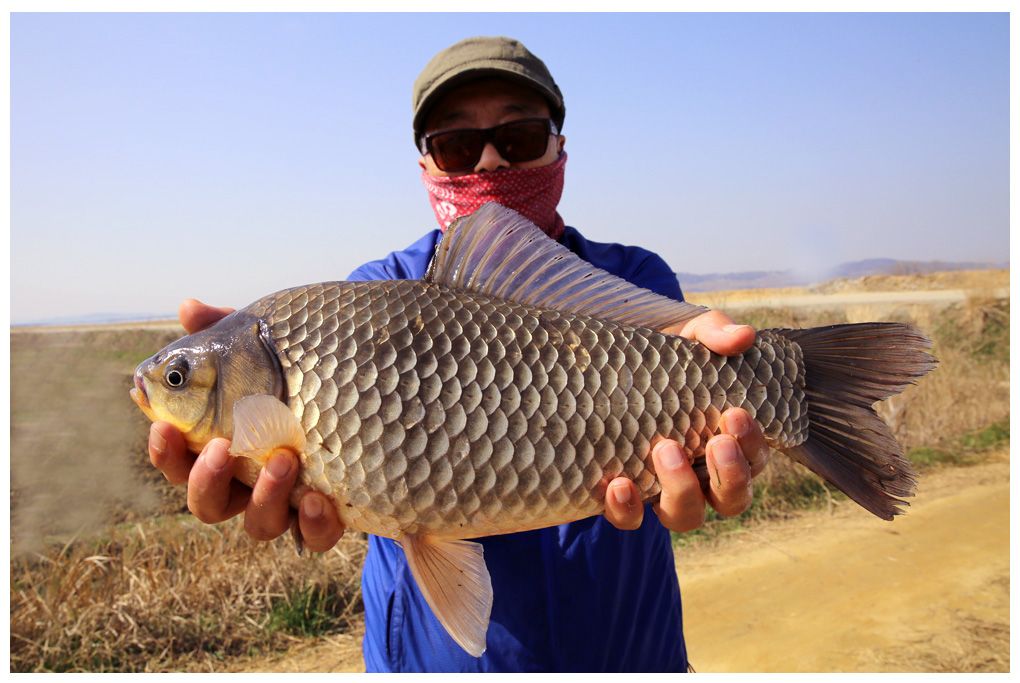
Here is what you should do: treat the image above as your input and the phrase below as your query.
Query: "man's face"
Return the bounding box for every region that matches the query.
[419,77,566,177]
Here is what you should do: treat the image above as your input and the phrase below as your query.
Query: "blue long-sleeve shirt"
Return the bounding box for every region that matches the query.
[349,226,689,672]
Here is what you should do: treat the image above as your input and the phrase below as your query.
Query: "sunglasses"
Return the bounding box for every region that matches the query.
[420,118,558,173]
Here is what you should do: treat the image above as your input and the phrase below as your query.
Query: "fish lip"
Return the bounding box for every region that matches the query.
[131,373,150,410]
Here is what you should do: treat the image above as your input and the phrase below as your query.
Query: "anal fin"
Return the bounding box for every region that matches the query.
[402,534,493,657]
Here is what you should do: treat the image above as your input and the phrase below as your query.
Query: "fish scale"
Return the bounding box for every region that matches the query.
[246,279,808,540]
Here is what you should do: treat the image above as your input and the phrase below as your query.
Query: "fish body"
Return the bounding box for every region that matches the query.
[132,203,936,656]
[242,279,807,540]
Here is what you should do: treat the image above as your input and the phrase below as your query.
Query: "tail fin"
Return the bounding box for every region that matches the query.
[777,323,937,520]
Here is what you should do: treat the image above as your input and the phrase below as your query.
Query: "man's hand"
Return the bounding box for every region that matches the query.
[602,310,771,532]
[147,299,345,552]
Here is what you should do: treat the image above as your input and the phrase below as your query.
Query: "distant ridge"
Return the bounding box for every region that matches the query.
[677,259,1008,292]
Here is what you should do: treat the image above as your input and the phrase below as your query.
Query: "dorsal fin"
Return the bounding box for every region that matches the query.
[425,202,707,331]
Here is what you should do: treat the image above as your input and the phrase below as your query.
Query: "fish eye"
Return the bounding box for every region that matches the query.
[164,361,189,388]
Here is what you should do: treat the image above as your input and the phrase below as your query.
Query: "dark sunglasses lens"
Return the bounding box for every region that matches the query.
[430,131,484,172]
[427,119,552,172]
[493,120,551,162]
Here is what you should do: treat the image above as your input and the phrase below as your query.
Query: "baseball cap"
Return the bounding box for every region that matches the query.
[412,36,565,147]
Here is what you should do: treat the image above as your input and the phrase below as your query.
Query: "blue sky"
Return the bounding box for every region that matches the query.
[10,12,1009,323]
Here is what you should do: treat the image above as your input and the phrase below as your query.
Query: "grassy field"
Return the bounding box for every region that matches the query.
[9,269,1010,672]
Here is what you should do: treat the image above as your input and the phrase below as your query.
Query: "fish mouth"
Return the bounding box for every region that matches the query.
[130,374,155,419]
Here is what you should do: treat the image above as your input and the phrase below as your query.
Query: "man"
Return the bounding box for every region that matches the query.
[149,36,768,671]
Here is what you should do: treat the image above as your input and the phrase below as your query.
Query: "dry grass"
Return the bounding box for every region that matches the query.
[10,515,367,672]
[883,296,1009,451]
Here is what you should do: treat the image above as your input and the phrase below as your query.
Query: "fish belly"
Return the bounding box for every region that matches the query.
[250,280,808,539]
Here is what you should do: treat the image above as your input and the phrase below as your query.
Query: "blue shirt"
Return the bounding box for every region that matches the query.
[349,226,689,672]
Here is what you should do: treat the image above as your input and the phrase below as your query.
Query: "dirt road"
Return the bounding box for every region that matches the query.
[678,454,1010,672]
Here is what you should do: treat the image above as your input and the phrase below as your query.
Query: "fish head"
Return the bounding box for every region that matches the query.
[132,340,217,440]
[131,311,284,452]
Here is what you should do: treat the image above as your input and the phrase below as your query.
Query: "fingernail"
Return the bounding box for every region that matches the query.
[711,436,741,468]
[149,428,166,457]
[204,442,230,471]
[723,324,752,334]
[302,495,323,520]
[611,482,632,506]
[266,451,293,480]
[724,410,750,438]
[656,441,686,471]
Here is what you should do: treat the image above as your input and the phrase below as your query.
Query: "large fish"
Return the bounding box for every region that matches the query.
[131,203,936,656]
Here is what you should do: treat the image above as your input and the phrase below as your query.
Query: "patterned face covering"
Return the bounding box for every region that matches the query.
[421,153,567,240]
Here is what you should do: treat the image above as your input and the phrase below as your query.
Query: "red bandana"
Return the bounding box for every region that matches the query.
[422,153,567,240]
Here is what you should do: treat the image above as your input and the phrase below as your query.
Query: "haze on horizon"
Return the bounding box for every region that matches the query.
[11,12,1009,324]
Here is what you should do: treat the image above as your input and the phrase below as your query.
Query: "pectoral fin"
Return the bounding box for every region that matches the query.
[402,534,493,657]
[230,394,306,465]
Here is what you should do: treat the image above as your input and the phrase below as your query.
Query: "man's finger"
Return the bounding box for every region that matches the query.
[652,440,706,533]
[299,492,346,552]
[705,434,753,517]
[188,438,250,523]
[673,310,756,356]
[149,421,195,485]
[721,407,770,477]
[179,298,235,334]
[603,477,643,531]
[244,449,300,541]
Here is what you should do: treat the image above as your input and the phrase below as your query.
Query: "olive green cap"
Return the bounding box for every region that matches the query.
[412,36,565,147]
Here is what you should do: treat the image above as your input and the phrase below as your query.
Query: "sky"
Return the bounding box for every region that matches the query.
[9,11,1010,323]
